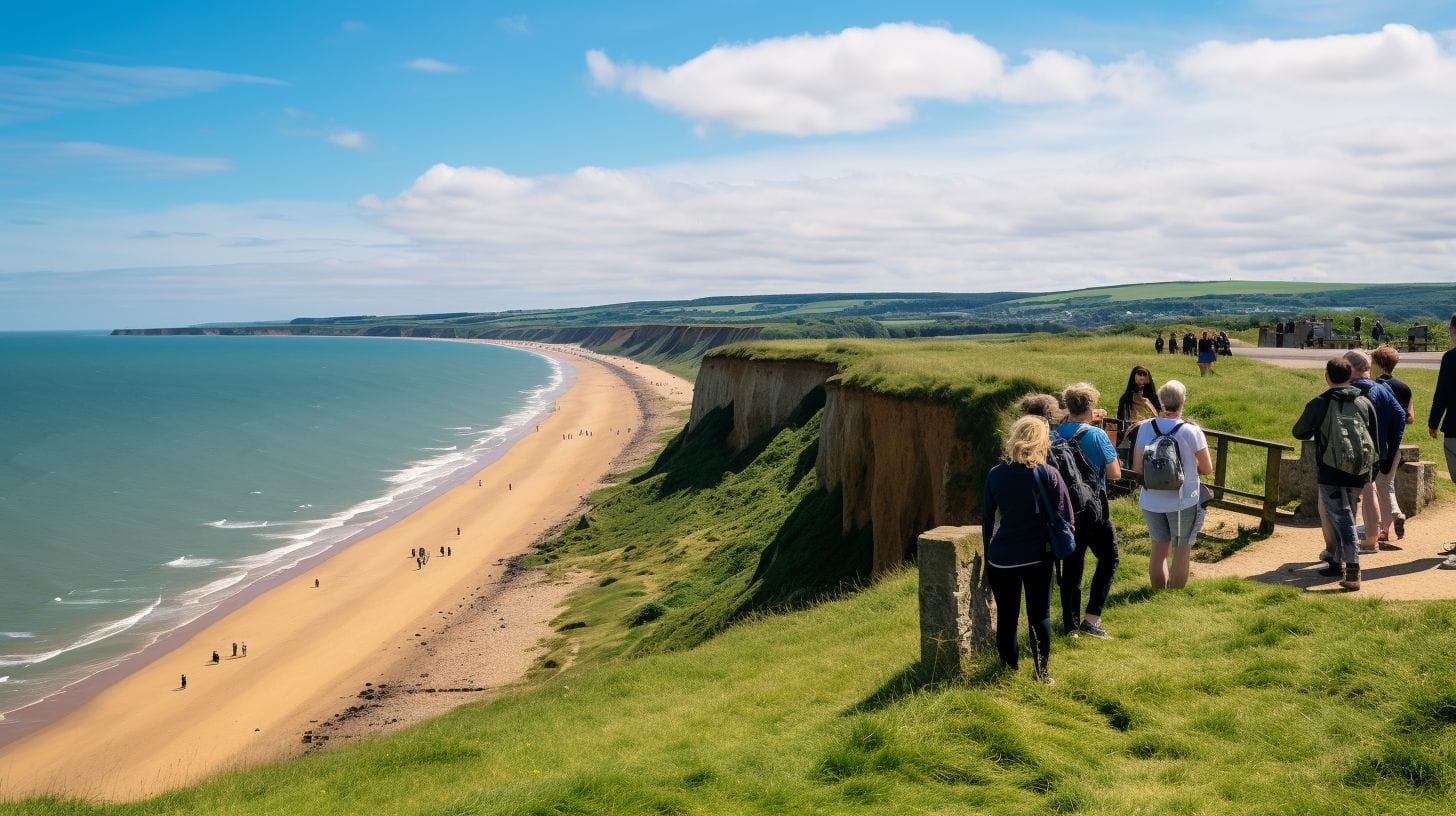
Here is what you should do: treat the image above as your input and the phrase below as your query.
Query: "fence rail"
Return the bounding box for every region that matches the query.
[1105,420,1294,535]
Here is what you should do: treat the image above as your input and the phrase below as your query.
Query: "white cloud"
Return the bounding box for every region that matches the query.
[0,58,282,124]
[1179,22,1456,94]
[327,129,369,150]
[499,14,528,35]
[588,24,1006,135]
[404,58,462,73]
[588,23,1156,135]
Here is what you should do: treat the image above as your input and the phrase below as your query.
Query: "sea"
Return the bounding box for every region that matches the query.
[0,332,562,721]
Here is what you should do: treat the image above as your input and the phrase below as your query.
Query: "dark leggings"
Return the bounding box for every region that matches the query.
[987,560,1054,672]
[1059,519,1120,629]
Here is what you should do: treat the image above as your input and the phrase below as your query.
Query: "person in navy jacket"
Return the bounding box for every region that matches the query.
[983,415,1074,684]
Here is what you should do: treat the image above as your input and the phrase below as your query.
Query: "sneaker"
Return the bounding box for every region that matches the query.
[1440,555,1456,570]
[1077,620,1112,640]
[1317,562,1343,578]
[1377,530,1389,543]
[1378,539,1402,552]
[1034,667,1055,686]
[1394,515,1406,540]
[1439,543,1456,557]
[1340,564,1361,591]
[1358,543,1379,555]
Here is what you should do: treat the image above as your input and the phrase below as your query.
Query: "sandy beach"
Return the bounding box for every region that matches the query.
[0,342,692,802]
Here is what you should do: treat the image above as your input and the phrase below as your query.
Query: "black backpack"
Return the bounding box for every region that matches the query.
[1048,426,1104,527]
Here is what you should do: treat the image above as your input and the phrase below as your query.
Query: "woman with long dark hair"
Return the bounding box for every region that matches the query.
[1117,365,1161,427]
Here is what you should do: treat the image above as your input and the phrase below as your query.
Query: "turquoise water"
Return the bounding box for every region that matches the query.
[0,333,560,718]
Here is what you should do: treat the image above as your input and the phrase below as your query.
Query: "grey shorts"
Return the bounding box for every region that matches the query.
[1446,436,1456,484]
[1142,505,1205,548]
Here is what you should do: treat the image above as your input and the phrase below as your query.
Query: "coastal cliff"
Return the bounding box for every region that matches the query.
[690,352,976,575]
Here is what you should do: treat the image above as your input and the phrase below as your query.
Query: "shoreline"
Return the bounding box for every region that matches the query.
[0,337,572,744]
[0,342,693,802]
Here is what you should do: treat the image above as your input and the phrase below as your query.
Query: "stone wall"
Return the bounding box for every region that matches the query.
[1280,441,1436,522]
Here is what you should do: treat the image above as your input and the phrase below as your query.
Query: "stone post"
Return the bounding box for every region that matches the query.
[917,525,994,681]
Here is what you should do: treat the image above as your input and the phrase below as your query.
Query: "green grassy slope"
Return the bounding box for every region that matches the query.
[9,336,1456,816]
[1008,281,1362,304]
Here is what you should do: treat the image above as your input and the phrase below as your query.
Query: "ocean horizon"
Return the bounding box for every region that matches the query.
[0,332,562,721]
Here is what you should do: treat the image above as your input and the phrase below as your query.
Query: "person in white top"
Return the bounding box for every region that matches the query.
[1130,380,1213,589]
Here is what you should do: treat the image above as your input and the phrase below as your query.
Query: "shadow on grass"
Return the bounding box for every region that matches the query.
[843,659,1010,716]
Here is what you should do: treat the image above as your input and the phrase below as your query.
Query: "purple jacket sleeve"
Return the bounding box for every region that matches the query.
[1046,466,1076,530]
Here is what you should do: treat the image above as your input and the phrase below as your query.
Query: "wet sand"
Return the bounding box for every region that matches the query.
[0,343,692,802]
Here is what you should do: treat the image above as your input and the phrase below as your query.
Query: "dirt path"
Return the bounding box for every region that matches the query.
[1192,499,1456,599]
[1235,345,1445,369]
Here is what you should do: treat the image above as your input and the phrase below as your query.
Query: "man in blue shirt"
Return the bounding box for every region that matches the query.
[1055,383,1121,639]
[1343,350,1403,554]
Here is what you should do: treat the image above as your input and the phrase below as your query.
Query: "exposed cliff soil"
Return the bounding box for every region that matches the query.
[817,383,975,575]
[690,355,837,451]
[690,354,975,576]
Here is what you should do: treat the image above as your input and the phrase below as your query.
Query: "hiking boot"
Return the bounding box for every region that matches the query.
[1394,515,1406,540]
[1340,564,1361,591]
[1440,555,1456,570]
[1077,620,1112,640]
[1317,561,1343,578]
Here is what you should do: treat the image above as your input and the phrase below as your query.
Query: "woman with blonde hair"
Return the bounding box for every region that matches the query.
[982,415,1074,683]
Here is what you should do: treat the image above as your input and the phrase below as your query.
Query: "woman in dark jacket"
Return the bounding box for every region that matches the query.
[982,415,1073,683]
[1116,365,1162,427]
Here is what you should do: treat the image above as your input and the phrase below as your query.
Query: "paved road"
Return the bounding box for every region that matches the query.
[1236,346,1447,370]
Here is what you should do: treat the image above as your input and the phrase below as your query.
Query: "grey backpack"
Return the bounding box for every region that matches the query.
[1141,419,1186,491]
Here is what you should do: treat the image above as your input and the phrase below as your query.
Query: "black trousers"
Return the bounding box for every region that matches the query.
[987,559,1054,672]
[1059,518,1120,630]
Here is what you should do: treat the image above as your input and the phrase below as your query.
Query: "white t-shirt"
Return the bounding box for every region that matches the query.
[1136,417,1209,513]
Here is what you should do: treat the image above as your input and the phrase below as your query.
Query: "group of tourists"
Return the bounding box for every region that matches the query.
[980,313,1456,683]
[983,368,1210,683]
[1153,330,1230,376]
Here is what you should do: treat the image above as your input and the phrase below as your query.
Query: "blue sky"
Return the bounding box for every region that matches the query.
[2,1,1454,328]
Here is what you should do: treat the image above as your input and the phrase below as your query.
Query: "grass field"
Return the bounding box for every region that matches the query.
[7,335,1456,816]
[1009,281,1363,305]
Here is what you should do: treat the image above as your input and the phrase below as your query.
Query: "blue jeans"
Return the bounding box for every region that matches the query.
[1319,484,1362,565]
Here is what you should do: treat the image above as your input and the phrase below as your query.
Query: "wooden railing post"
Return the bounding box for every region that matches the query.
[1213,436,1229,501]
[1261,446,1282,535]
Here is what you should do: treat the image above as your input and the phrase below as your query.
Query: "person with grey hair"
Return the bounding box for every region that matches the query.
[1431,313,1456,566]
[1131,380,1213,589]
[1343,349,1402,554]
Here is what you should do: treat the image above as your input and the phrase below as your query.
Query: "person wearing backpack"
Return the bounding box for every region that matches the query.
[982,415,1074,684]
[1292,357,1378,591]
[1054,383,1122,639]
[1343,349,1402,554]
[1130,380,1213,589]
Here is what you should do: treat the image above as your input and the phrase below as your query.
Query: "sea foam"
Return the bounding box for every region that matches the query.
[0,597,161,669]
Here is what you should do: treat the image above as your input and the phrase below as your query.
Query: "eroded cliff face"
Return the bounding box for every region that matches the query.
[690,356,837,451]
[692,354,977,575]
[817,383,974,575]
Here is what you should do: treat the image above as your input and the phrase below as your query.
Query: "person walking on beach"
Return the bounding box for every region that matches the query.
[1293,357,1377,590]
[447,546,452,557]
[181,674,187,690]
[1430,313,1456,566]
[440,546,446,556]
[241,642,247,657]
[982,416,1072,684]
[232,642,237,658]
[1055,383,1121,639]
[211,650,219,664]
[1131,380,1213,589]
